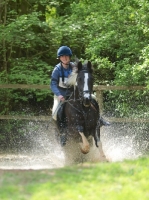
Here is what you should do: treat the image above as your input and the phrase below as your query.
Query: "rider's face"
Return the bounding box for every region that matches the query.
[60,55,70,65]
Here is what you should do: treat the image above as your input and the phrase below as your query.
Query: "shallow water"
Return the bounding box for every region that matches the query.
[102,122,149,162]
[0,120,148,169]
[0,153,64,170]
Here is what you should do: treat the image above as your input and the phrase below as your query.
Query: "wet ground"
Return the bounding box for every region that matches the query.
[0,121,149,170]
[0,153,64,170]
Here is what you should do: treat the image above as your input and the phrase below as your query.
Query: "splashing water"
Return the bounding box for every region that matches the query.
[0,121,65,170]
[101,122,149,162]
[0,120,149,169]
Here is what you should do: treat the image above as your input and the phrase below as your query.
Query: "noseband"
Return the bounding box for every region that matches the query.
[79,90,91,99]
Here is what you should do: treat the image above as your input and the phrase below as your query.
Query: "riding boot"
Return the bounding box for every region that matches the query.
[57,103,67,146]
[100,116,110,126]
[58,122,67,146]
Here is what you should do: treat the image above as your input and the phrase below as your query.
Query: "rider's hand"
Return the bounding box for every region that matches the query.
[58,95,65,102]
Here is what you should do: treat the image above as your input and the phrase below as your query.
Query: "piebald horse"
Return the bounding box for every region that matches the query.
[57,61,107,163]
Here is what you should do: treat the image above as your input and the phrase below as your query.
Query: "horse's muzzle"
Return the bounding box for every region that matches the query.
[83,97,91,107]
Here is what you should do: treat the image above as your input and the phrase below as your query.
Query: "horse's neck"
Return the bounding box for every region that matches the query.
[70,86,79,100]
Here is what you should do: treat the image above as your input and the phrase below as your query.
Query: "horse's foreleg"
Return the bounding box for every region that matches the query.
[79,132,90,154]
[94,127,100,147]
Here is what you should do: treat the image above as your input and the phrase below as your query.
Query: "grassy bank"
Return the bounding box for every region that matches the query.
[0,156,149,200]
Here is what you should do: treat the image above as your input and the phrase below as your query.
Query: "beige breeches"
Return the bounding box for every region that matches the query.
[52,95,62,120]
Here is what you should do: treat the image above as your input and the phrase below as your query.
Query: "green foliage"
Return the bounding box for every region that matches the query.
[0,0,149,116]
[104,90,149,117]
[0,1,54,114]
[47,0,149,116]
[47,0,149,86]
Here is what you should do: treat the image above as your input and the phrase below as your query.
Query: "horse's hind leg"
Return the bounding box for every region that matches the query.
[93,128,108,161]
[97,141,108,162]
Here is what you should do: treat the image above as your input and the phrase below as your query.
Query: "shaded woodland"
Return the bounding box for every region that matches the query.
[0,0,149,116]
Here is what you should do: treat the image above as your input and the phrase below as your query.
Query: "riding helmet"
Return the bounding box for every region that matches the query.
[57,46,72,58]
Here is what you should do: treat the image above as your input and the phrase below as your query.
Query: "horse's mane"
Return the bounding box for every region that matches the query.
[66,64,78,86]
[66,60,92,86]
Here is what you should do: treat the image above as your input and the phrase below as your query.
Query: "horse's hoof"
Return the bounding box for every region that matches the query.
[60,135,67,146]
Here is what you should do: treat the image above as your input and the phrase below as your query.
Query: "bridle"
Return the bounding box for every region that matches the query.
[76,69,93,104]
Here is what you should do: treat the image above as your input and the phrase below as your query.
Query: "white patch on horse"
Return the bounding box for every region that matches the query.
[84,73,90,98]
[79,132,90,154]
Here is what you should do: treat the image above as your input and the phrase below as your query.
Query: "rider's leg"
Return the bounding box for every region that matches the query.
[57,103,67,146]
[52,95,60,120]
[52,95,67,146]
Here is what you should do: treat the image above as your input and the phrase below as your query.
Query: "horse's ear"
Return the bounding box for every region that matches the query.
[78,61,82,71]
[87,61,92,71]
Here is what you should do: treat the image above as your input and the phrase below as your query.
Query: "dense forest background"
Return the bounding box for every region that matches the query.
[0,0,149,117]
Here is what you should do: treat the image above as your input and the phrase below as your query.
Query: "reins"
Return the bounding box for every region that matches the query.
[63,62,97,120]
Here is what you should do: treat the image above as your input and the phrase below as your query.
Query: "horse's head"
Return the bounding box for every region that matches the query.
[77,61,93,107]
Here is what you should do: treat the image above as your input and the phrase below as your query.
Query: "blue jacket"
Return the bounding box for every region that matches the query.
[50,62,74,97]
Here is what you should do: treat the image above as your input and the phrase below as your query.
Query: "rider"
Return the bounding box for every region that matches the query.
[50,46,75,121]
[50,46,110,145]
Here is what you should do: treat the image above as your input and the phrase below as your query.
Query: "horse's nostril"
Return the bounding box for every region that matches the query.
[85,98,89,102]
[85,96,91,101]
[83,97,91,107]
